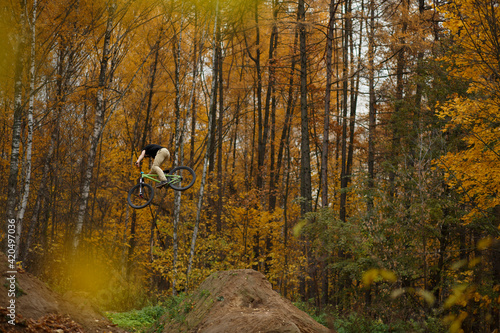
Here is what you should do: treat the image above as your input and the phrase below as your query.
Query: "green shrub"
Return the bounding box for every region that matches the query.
[333,312,446,333]
[334,313,390,333]
[292,299,446,333]
[293,300,328,327]
[107,305,166,332]
[161,293,192,324]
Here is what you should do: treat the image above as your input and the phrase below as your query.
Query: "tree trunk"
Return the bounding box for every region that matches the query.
[322,0,338,209]
[389,0,409,198]
[267,0,279,211]
[272,28,298,210]
[22,136,54,263]
[208,13,221,174]
[172,15,187,295]
[5,0,27,241]
[298,0,313,300]
[140,28,162,150]
[74,1,116,249]
[339,0,351,223]
[367,0,376,218]
[321,0,339,307]
[250,1,266,193]
[16,0,37,259]
[126,210,137,278]
[216,35,224,232]
[298,0,312,216]
[281,143,292,297]
[186,0,219,290]
[189,16,203,168]
[346,0,362,193]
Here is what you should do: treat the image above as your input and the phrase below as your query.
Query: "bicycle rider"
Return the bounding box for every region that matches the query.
[135,144,170,188]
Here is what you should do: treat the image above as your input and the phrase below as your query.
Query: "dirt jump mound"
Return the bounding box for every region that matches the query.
[0,254,124,332]
[155,269,332,333]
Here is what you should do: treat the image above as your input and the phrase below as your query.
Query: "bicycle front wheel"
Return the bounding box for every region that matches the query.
[168,166,196,191]
[127,183,154,209]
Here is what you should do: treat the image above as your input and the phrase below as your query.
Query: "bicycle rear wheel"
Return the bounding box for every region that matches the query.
[168,166,196,191]
[127,183,154,208]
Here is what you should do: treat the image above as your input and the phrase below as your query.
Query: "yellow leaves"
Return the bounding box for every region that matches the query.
[389,287,436,306]
[390,288,405,299]
[441,281,498,331]
[444,284,470,309]
[444,311,468,333]
[362,269,379,286]
[292,220,307,238]
[474,293,492,307]
[436,96,500,222]
[476,237,492,251]
[379,269,397,283]
[450,259,468,271]
[417,289,436,306]
[440,0,500,76]
[437,0,500,225]
[467,257,481,269]
[361,268,397,287]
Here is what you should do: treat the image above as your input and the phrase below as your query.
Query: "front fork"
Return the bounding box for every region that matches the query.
[138,172,145,195]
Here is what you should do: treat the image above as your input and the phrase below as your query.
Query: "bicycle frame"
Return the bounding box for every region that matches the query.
[140,171,161,183]
[128,166,195,208]
[140,171,179,185]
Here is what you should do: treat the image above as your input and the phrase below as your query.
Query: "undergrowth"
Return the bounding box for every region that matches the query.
[108,293,448,333]
[293,300,328,327]
[293,301,446,333]
[106,305,166,332]
[332,312,446,333]
[106,293,192,332]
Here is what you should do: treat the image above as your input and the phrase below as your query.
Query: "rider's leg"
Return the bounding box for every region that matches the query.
[150,148,170,181]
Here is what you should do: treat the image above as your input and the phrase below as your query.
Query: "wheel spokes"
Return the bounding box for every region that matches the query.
[130,186,152,206]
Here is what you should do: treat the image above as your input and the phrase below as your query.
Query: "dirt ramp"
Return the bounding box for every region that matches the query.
[0,254,125,332]
[157,269,331,333]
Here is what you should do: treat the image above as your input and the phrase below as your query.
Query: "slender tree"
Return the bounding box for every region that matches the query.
[339,0,351,222]
[267,0,279,211]
[187,0,220,289]
[322,0,339,209]
[16,0,37,259]
[74,1,116,249]
[298,0,312,215]
[5,0,28,236]
[366,0,376,218]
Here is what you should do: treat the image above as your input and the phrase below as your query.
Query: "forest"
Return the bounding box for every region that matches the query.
[1,0,499,331]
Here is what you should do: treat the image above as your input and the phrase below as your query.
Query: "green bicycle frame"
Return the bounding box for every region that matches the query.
[141,171,161,183]
[141,171,178,184]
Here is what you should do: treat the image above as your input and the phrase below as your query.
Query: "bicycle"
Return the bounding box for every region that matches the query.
[127,166,196,209]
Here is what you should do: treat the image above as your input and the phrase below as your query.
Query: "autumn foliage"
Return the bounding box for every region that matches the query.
[1,0,499,332]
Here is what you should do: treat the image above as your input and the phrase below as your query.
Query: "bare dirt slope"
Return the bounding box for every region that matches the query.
[0,254,125,333]
[155,269,333,333]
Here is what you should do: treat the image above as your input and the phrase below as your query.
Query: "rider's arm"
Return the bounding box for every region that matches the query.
[135,150,146,167]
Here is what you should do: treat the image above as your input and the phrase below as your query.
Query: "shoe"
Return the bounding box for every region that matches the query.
[156,180,168,188]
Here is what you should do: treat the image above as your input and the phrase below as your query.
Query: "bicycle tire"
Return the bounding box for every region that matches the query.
[127,183,154,209]
[168,166,196,191]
